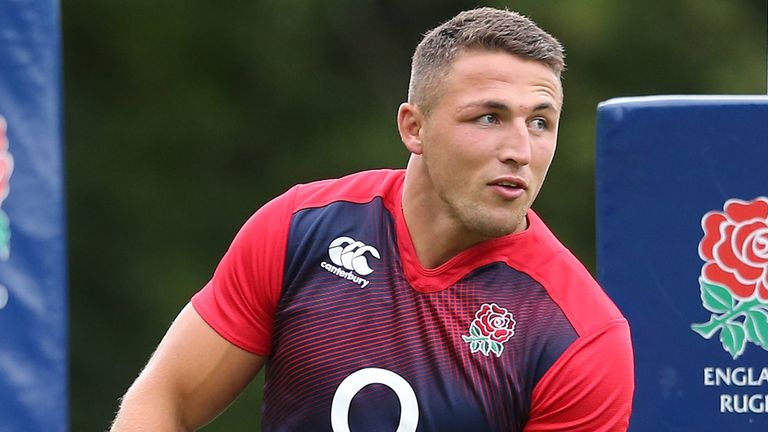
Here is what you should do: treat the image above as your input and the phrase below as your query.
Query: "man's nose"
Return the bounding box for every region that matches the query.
[498,119,531,166]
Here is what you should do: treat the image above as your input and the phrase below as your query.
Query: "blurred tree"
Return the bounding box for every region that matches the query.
[64,0,766,430]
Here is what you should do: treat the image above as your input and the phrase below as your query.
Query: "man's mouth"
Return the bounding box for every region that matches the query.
[494,181,521,189]
[489,176,527,190]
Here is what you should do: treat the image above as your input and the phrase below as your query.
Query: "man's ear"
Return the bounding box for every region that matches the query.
[397,103,424,155]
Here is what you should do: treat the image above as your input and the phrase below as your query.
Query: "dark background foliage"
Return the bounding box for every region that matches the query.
[63,0,767,430]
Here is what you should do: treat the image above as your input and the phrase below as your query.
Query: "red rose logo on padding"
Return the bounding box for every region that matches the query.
[462,303,516,357]
[692,197,768,360]
[0,115,12,260]
[699,197,768,300]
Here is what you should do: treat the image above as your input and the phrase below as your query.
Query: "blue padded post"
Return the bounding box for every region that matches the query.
[0,1,67,431]
[596,96,768,431]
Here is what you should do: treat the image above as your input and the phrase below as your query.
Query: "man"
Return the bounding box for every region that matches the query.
[111,7,634,431]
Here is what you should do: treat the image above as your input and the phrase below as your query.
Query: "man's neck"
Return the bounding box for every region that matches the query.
[401,167,491,270]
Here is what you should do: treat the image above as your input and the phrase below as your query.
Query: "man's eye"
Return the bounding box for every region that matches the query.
[529,118,547,131]
[477,114,498,125]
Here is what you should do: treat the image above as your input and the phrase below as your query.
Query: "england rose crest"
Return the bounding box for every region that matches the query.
[0,116,12,260]
[691,197,768,359]
[462,303,516,357]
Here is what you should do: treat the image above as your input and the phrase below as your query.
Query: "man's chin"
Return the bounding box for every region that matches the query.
[464,216,526,240]
[450,200,528,239]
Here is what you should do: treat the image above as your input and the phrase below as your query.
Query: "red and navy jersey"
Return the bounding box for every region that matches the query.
[192,169,634,431]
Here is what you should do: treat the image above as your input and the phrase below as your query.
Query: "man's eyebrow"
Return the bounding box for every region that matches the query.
[533,102,559,113]
[457,100,560,114]
[457,100,512,112]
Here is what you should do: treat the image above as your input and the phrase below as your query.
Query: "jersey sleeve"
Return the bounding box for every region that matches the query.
[524,319,634,432]
[191,187,296,356]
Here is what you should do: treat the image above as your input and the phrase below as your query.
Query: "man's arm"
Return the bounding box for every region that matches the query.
[110,303,266,431]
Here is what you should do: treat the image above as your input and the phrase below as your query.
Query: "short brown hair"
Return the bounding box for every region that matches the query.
[408,7,565,113]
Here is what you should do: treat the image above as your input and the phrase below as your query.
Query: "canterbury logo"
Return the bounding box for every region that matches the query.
[328,236,380,275]
[320,236,380,288]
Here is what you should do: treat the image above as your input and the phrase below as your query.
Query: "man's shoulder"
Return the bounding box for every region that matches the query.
[283,169,405,213]
[516,212,627,336]
[241,169,403,243]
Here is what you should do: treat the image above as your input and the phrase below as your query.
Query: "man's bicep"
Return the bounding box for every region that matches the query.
[115,303,266,431]
[524,320,634,432]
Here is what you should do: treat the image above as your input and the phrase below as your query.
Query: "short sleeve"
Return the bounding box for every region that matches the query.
[524,319,635,432]
[191,187,296,356]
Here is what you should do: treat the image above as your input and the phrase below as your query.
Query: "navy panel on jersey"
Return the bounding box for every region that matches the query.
[596,96,768,431]
[264,197,577,431]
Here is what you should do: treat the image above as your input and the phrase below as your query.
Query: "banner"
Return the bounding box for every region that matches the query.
[596,96,768,431]
[0,1,67,431]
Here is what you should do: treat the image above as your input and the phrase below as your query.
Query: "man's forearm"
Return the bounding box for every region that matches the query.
[110,377,195,432]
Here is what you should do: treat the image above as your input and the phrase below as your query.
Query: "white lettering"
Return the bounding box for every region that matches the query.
[708,367,768,413]
[721,394,733,412]
[716,368,731,386]
[321,261,371,289]
[704,367,768,386]
[749,394,765,412]
[704,367,715,386]
[720,394,768,413]
[734,394,749,413]
[733,368,747,386]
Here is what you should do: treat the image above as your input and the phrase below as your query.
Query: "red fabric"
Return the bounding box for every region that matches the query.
[524,320,634,431]
[191,188,295,355]
[191,170,405,355]
[398,202,634,429]
[516,213,634,430]
[191,169,634,429]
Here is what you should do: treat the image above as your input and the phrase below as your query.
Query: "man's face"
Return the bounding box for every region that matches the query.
[417,49,562,239]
